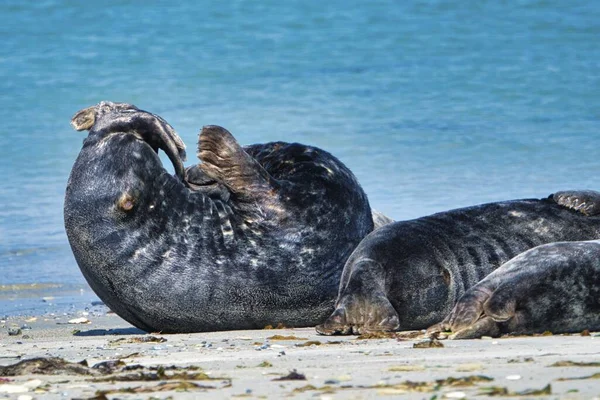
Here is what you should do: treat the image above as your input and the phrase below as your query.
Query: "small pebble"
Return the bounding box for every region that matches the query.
[506,375,521,380]
[445,391,466,399]
[67,317,90,324]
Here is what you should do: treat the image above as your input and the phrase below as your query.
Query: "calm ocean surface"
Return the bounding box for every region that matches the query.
[1,1,598,315]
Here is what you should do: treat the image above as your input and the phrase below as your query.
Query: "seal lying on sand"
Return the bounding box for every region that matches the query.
[427,239,600,339]
[65,101,374,333]
[316,191,600,335]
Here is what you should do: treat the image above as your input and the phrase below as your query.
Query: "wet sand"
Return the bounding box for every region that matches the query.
[1,309,599,399]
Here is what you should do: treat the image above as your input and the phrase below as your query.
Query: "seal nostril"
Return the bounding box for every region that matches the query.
[118,193,135,211]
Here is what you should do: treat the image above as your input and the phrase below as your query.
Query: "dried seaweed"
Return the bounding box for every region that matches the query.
[413,339,444,348]
[549,360,600,367]
[0,357,94,376]
[557,373,600,381]
[109,336,167,345]
[479,384,552,396]
[266,335,307,340]
[273,370,306,381]
[355,331,397,339]
[295,340,322,347]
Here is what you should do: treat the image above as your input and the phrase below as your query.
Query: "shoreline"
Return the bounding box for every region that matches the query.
[1,309,599,399]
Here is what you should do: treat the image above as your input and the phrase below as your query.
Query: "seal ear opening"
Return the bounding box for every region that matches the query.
[71,106,96,131]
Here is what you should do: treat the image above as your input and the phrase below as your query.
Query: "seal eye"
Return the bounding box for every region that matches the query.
[118,193,135,211]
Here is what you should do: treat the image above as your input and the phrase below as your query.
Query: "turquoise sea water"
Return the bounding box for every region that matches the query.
[1,1,599,315]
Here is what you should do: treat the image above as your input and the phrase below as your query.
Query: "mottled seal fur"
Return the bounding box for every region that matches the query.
[316,191,600,335]
[429,239,600,338]
[65,101,374,333]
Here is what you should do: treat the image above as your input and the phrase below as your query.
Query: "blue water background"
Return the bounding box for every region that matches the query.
[1,1,598,314]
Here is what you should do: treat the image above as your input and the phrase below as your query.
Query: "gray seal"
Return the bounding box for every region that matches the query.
[316,191,600,335]
[65,101,374,333]
[428,239,600,338]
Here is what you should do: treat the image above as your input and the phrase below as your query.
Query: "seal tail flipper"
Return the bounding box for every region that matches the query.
[198,125,279,206]
[552,190,600,216]
[70,102,187,181]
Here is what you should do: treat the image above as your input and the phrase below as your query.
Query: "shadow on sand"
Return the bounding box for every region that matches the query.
[74,327,146,336]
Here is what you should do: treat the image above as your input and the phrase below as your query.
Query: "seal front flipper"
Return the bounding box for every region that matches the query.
[198,125,279,209]
[426,286,503,339]
[429,241,600,339]
[185,165,231,202]
[316,259,400,335]
[553,190,600,216]
[71,101,187,181]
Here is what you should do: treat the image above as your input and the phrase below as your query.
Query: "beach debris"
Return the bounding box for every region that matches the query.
[557,373,600,381]
[437,375,493,387]
[396,330,427,340]
[0,357,92,376]
[413,338,444,348]
[263,323,287,329]
[478,383,551,396]
[109,336,166,345]
[256,361,273,368]
[67,317,91,324]
[91,360,126,374]
[0,356,228,387]
[8,328,21,336]
[507,357,534,363]
[549,360,600,367]
[95,381,221,395]
[505,374,521,380]
[295,340,322,347]
[292,384,336,394]
[388,365,425,372]
[91,365,224,383]
[273,369,306,381]
[356,331,397,339]
[266,335,307,340]
[581,329,591,336]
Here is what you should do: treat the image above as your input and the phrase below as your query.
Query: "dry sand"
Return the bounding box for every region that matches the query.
[1,308,599,399]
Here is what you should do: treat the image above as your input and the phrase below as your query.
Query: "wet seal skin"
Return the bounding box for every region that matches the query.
[428,239,600,339]
[65,101,374,333]
[316,190,600,336]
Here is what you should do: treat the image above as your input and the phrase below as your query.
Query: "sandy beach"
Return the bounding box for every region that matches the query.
[1,306,599,399]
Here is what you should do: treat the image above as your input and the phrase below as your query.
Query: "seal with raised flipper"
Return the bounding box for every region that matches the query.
[316,190,600,335]
[65,101,374,333]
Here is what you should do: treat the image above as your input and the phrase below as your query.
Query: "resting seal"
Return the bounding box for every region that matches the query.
[316,191,600,335]
[427,239,600,338]
[64,101,374,333]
